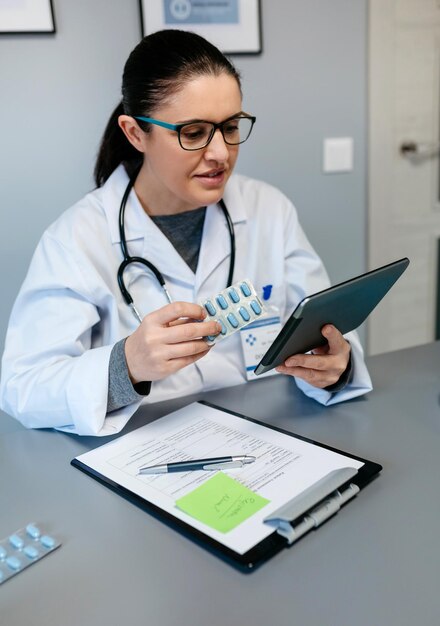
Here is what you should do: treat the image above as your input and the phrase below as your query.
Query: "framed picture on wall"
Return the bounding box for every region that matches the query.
[139,0,262,55]
[0,0,56,35]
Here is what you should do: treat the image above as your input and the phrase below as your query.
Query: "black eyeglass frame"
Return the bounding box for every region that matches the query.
[134,113,256,151]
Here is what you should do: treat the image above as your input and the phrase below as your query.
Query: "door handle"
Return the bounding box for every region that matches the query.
[400,140,440,158]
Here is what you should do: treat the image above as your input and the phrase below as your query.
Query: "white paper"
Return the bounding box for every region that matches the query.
[74,403,363,555]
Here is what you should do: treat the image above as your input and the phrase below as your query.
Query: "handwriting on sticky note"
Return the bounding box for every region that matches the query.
[175,472,270,533]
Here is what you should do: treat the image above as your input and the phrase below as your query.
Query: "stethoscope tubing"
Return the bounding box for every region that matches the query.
[117,171,235,323]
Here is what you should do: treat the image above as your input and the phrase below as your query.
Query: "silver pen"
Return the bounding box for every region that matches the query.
[137,455,256,475]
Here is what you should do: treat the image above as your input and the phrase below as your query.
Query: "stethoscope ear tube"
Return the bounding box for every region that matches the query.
[118,172,136,261]
[117,168,174,310]
[219,198,235,288]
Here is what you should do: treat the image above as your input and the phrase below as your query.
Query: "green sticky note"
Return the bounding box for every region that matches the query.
[175,472,270,533]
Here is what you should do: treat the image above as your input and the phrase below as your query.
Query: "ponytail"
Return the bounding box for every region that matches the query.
[94,102,142,188]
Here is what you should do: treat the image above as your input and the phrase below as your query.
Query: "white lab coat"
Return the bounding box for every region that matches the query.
[0,165,372,435]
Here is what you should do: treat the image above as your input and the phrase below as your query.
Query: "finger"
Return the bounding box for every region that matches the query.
[148,302,207,326]
[283,352,330,371]
[163,347,211,374]
[162,319,221,344]
[166,338,213,360]
[276,365,336,388]
[311,344,329,356]
[168,317,201,327]
[321,324,346,353]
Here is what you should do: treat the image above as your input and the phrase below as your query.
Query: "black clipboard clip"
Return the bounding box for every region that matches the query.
[263,467,360,545]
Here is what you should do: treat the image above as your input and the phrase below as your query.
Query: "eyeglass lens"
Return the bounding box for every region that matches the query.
[179,117,253,150]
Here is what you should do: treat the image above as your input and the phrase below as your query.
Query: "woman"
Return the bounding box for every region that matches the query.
[0,30,372,436]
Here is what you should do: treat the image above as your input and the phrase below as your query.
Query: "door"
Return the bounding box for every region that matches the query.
[368,0,440,354]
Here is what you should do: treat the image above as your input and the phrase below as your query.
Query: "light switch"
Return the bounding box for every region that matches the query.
[323,137,354,173]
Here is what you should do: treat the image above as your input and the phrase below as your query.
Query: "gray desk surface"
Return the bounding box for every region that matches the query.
[2,342,440,626]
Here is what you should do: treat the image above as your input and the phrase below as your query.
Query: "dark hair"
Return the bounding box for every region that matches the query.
[94,29,241,187]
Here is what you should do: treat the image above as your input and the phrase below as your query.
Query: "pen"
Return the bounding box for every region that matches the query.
[137,455,256,475]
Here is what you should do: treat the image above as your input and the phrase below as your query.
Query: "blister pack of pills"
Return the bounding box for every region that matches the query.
[0,523,61,585]
[200,279,266,344]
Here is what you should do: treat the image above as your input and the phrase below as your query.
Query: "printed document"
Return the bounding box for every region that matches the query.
[74,403,363,554]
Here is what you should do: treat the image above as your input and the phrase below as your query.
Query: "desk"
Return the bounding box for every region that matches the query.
[2,342,440,626]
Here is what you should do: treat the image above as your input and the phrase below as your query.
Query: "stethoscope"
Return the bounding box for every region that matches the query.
[117,170,236,323]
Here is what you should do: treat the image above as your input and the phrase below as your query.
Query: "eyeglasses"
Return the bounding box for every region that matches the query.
[134,113,256,151]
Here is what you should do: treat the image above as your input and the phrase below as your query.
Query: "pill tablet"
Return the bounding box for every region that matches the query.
[6,556,21,571]
[9,534,24,550]
[250,300,262,315]
[216,294,228,310]
[204,301,216,316]
[24,545,39,560]
[26,524,41,539]
[226,313,239,329]
[228,288,240,303]
[240,282,252,297]
[238,306,250,322]
[40,535,56,550]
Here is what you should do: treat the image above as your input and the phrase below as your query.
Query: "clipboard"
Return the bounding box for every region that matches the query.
[254,257,409,375]
[71,401,382,572]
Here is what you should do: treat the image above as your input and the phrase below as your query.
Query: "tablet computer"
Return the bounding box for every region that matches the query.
[254,257,409,376]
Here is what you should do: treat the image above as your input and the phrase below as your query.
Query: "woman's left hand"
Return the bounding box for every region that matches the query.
[275,324,351,388]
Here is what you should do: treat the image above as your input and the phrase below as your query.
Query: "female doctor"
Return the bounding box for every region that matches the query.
[0,30,372,436]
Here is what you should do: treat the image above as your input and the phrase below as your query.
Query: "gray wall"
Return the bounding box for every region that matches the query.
[0,0,367,366]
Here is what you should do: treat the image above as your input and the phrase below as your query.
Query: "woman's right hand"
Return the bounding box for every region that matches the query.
[124,302,220,384]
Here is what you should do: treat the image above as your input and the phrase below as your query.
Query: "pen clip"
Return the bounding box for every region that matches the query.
[203,461,244,470]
